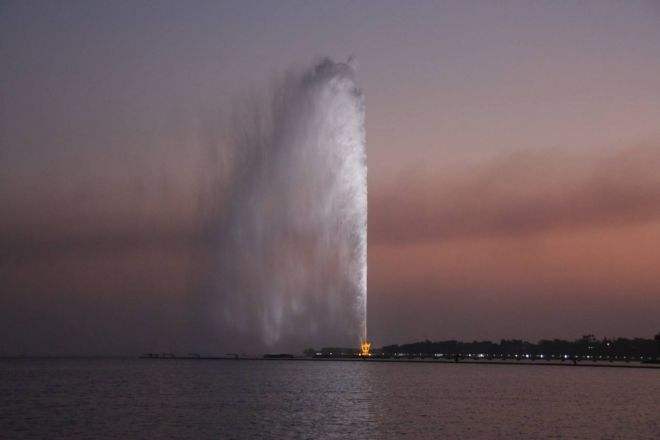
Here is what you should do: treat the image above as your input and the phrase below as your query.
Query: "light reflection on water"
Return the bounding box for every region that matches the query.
[2,359,659,439]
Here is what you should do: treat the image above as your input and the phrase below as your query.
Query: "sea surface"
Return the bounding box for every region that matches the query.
[2,358,659,439]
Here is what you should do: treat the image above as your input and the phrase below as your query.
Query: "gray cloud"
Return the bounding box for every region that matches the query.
[370,144,660,244]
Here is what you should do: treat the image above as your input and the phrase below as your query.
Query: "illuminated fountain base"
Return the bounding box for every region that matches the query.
[360,340,371,357]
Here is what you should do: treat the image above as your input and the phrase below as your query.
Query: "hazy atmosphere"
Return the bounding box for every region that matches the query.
[2,1,660,355]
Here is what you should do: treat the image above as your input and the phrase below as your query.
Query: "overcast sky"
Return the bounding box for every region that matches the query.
[2,1,660,354]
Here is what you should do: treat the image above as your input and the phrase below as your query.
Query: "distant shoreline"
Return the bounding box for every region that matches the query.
[133,356,660,370]
[2,356,658,370]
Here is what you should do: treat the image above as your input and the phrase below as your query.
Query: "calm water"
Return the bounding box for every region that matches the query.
[2,359,659,439]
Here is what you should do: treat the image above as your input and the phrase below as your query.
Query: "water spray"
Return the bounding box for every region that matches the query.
[209,58,368,352]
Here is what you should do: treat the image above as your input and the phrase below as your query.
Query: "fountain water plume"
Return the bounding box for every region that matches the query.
[204,58,367,352]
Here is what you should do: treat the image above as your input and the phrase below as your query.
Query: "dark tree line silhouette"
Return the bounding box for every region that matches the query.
[379,333,660,361]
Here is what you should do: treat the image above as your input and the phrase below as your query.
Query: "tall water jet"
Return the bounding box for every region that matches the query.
[204,58,367,352]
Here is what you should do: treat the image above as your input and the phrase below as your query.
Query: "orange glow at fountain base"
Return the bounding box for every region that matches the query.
[360,340,371,357]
